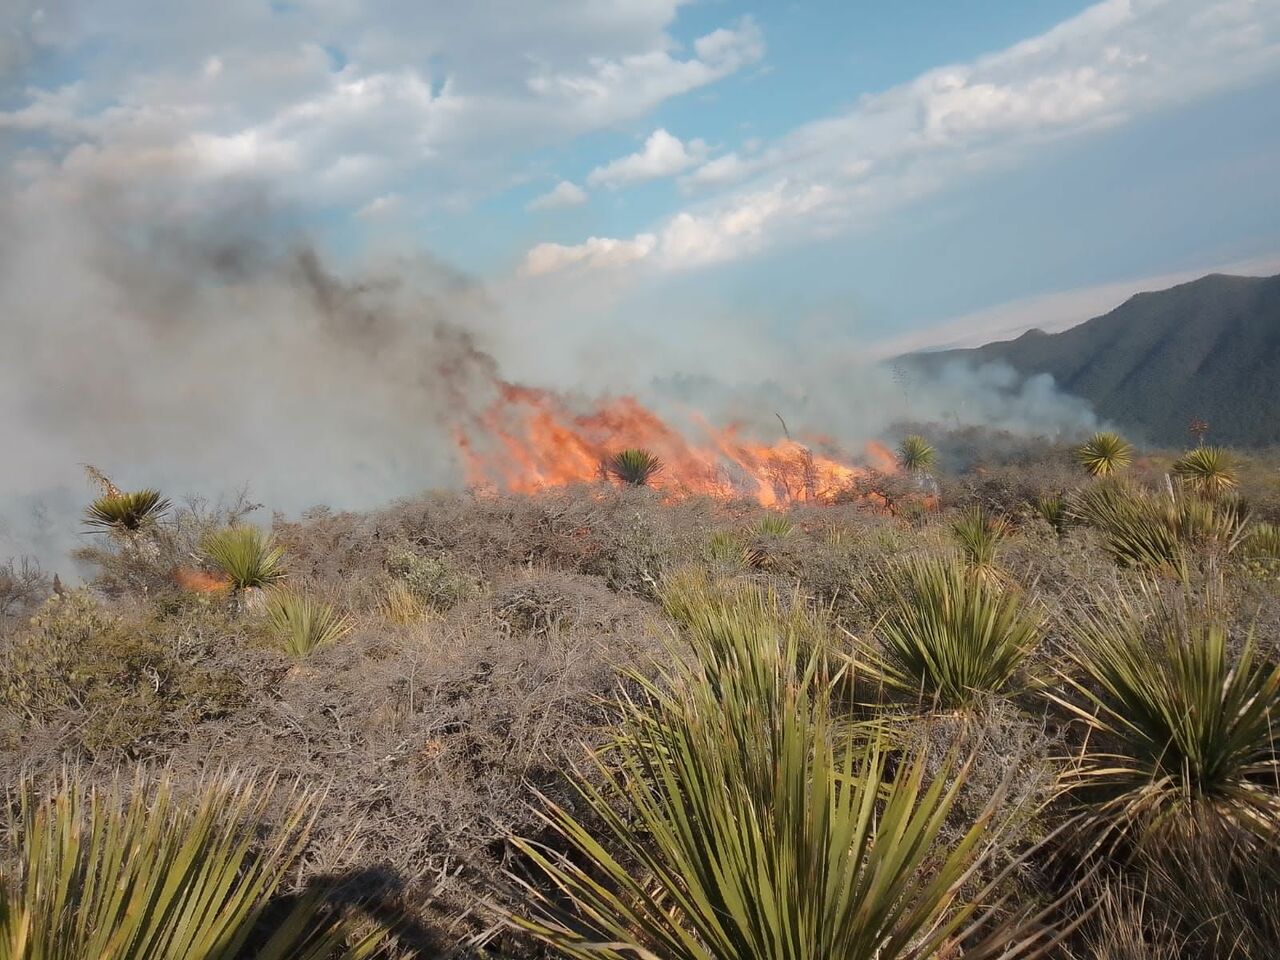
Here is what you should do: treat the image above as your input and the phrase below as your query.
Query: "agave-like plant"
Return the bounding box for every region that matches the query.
[264,587,352,658]
[84,489,171,533]
[1048,586,1280,853]
[1075,432,1133,477]
[1243,522,1280,567]
[754,513,797,539]
[867,554,1042,709]
[1171,446,1238,498]
[605,448,664,487]
[511,578,1066,959]
[0,769,384,959]
[896,434,936,473]
[202,525,286,590]
[1033,493,1068,534]
[1070,481,1247,577]
[950,505,1008,579]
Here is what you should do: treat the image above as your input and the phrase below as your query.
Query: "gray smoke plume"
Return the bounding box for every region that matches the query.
[1,159,1100,572]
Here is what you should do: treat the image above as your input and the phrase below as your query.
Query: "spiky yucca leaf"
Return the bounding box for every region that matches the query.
[754,513,796,538]
[512,578,1066,959]
[1171,446,1238,497]
[1048,586,1280,852]
[0,770,384,960]
[265,587,352,658]
[84,489,171,533]
[1070,481,1247,576]
[605,448,664,487]
[950,505,1008,578]
[202,525,286,590]
[1033,493,1068,533]
[1075,432,1133,477]
[897,434,936,473]
[868,554,1042,709]
[1242,522,1280,572]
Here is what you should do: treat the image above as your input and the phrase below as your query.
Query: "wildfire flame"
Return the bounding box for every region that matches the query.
[455,382,896,506]
[174,566,232,594]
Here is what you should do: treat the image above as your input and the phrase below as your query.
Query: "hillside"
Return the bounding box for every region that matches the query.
[911,273,1280,447]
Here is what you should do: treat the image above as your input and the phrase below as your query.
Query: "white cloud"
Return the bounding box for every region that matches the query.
[587,128,708,188]
[527,179,588,211]
[0,2,763,214]
[521,233,657,276]
[526,0,1280,277]
[527,15,763,127]
[683,151,745,188]
[521,181,830,276]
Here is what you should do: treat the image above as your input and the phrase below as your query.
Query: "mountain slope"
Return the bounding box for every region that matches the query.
[912,273,1280,447]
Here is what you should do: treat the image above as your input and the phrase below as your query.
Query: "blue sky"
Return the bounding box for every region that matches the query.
[3,0,1280,359]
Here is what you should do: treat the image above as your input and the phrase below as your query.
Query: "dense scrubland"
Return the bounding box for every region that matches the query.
[2,426,1279,958]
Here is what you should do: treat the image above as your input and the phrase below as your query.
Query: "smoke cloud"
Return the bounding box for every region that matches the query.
[0,159,1098,572]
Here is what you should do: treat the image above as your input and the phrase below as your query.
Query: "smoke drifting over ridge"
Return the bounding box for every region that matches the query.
[1,165,1097,570]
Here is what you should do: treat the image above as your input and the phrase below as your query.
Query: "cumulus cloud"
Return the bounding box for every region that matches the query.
[0,2,763,214]
[527,179,588,211]
[587,128,708,187]
[521,233,657,276]
[527,15,763,127]
[527,0,1280,276]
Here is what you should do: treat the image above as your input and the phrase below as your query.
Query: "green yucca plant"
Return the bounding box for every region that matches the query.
[1033,493,1068,534]
[896,434,936,473]
[753,513,797,539]
[950,505,1008,579]
[703,530,749,568]
[1070,481,1247,576]
[605,448,664,487]
[84,489,171,533]
[265,588,352,658]
[202,525,286,590]
[0,770,384,960]
[1075,432,1133,477]
[1243,522,1280,567]
[659,568,834,685]
[1048,586,1280,853]
[867,554,1042,709]
[511,579,1066,959]
[1171,446,1238,497]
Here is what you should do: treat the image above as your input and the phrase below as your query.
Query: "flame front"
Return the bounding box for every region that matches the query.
[456,382,895,506]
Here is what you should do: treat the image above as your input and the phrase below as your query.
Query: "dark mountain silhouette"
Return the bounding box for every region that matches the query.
[911,273,1280,447]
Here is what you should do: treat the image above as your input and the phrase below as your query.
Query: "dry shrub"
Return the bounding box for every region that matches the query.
[0,590,249,758]
[0,556,50,626]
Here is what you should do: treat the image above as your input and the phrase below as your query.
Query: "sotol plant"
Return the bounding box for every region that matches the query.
[1049,586,1280,852]
[84,489,171,534]
[606,448,664,487]
[950,505,1009,580]
[867,554,1042,709]
[1070,481,1247,576]
[202,525,286,590]
[896,434,936,473]
[1171,446,1238,498]
[511,579,1067,959]
[264,587,352,658]
[1075,432,1133,478]
[0,769,383,959]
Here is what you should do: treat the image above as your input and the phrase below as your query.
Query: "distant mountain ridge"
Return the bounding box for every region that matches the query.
[909,273,1280,447]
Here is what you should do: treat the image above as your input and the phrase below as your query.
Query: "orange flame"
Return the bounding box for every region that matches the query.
[455,382,895,506]
[174,567,232,594]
